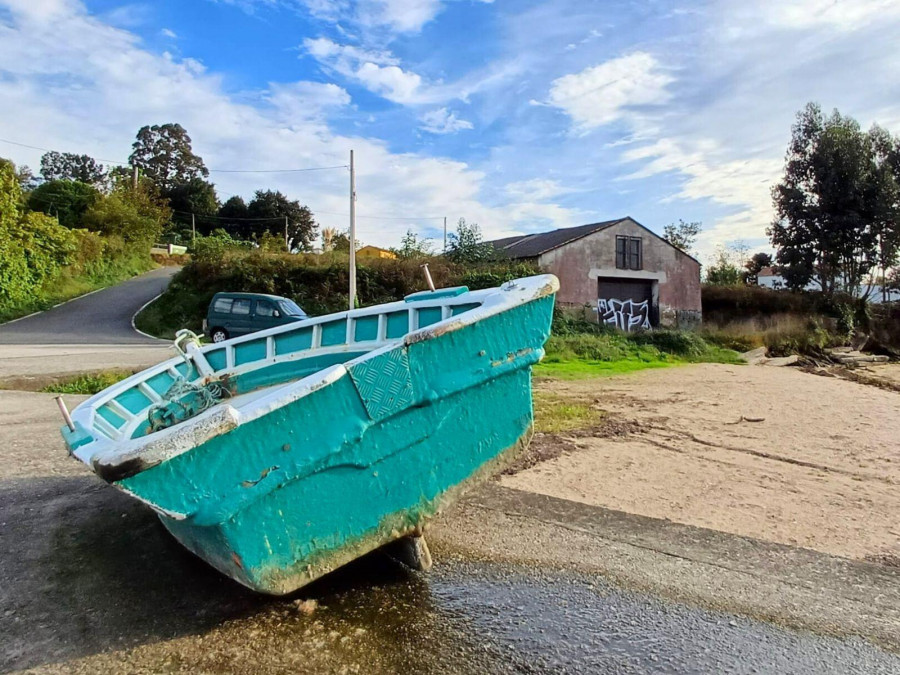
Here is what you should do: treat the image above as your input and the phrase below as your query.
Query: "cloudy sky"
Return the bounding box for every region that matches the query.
[2,0,899,259]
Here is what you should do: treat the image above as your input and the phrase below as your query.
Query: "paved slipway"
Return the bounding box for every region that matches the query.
[1,388,898,674]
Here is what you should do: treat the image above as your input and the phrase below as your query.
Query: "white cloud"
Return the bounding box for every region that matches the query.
[0,0,544,248]
[755,0,900,30]
[504,178,574,201]
[303,37,425,104]
[161,28,178,39]
[216,0,493,34]
[547,52,674,130]
[419,107,473,134]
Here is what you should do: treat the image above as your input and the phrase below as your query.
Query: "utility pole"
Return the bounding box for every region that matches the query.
[443,216,447,253]
[132,165,138,190]
[284,215,289,252]
[349,149,357,311]
[191,213,196,243]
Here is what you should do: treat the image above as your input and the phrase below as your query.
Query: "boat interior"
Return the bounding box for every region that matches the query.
[74,287,489,444]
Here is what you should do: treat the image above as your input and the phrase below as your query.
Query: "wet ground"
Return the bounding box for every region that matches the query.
[2,472,899,674]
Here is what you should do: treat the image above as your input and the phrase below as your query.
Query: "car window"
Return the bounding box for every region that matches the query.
[280,300,307,317]
[231,299,252,315]
[212,297,232,313]
[255,300,277,317]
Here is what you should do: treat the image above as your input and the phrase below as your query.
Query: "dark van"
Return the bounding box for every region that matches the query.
[203,293,308,343]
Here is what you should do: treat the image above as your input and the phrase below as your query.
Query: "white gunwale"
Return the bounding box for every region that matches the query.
[66,275,560,478]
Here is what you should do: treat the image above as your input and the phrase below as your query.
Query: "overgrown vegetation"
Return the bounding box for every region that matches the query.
[42,370,134,395]
[0,158,164,322]
[700,283,884,356]
[136,235,538,338]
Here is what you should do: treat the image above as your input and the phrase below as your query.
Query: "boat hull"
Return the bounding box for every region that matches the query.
[159,367,534,594]
[109,289,555,594]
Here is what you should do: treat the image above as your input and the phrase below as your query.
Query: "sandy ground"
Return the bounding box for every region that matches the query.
[503,363,900,563]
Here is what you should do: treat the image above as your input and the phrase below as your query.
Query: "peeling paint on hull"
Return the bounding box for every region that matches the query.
[63,276,557,595]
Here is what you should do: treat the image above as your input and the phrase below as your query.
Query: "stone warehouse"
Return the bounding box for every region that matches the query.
[489,217,702,329]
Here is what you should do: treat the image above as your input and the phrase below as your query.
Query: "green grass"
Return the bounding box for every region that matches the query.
[42,370,134,395]
[533,391,606,433]
[536,329,742,380]
[535,358,674,379]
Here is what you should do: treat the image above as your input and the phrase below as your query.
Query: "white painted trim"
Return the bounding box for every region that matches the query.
[130,292,170,342]
[67,275,560,480]
[589,268,667,283]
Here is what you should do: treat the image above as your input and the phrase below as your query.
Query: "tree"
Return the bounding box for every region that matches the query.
[446,218,495,263]
[331,230,352,252]
[246,190,318,252]
[769,103,897,297]
[129,123,209,191]
[218,196,250,237]
[164,178,219,231]
[868,125,900,301]
[82,187,167,246]
[744,252,774,285]
[40,151,106,185]
[705,245,744,286]
[0,160,75,309]
[663,219,701,253]
[27,180,99,229]
[392,229,434,259]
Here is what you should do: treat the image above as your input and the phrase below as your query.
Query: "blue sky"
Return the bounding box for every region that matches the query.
[2,0,900,259]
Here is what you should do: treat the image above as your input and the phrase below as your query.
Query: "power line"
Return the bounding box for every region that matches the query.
[0,138,348,174]
[170,209,292,222]
[315,210,446,221]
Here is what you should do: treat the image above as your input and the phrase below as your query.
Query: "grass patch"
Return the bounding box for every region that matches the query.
[535,358,673,380]
[41,370,133,395]
[533,391,605,433]
[537,328,742,380]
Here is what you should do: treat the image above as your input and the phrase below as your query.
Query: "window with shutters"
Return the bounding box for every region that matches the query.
[616,236,642,270]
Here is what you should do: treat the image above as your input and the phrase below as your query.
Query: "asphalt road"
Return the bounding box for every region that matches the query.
[0,266,178,345]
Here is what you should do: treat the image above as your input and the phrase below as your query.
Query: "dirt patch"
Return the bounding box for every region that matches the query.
[503,363,900,563]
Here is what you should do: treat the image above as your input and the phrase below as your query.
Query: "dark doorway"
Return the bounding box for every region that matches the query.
[596,277,656,330]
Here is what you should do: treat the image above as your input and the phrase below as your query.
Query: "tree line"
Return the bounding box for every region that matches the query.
[16,123,319,252]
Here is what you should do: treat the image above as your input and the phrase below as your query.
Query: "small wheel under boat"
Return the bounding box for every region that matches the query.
[210,328,228,343]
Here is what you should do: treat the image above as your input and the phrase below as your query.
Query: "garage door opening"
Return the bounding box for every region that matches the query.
[597,277,657,330]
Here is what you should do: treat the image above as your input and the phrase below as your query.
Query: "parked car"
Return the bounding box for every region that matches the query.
[203,292,308,343]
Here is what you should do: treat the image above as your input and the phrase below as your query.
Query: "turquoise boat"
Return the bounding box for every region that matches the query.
[60,274,558,594]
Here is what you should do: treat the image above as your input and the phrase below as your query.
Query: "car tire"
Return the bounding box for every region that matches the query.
[211,328,229,343]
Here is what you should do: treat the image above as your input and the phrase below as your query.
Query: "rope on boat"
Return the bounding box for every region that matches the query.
[147,377,231,433]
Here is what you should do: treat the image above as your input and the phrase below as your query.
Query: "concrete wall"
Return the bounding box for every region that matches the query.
[537,218,702,325]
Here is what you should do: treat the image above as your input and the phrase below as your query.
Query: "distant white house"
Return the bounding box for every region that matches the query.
[757,267,900,302]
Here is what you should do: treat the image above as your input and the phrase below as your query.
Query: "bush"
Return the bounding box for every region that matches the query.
[135,249,540,338]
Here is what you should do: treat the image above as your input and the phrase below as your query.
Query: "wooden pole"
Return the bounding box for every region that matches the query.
[132,165,138,190]
[349,149,357,311]
[192,213,196,243]
[284,215,289,252]
[443,216,447,252]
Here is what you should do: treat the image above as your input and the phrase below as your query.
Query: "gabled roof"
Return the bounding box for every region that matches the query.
[487,218,627,259]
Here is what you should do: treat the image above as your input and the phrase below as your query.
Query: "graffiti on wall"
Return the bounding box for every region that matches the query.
[597,298,651,332]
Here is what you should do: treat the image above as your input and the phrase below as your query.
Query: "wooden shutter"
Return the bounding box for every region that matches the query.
[616,237,627,269]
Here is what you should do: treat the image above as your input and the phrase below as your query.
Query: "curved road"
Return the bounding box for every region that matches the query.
[0,267,178,345]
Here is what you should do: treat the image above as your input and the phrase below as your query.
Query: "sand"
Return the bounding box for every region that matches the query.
[502,363,900,562]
